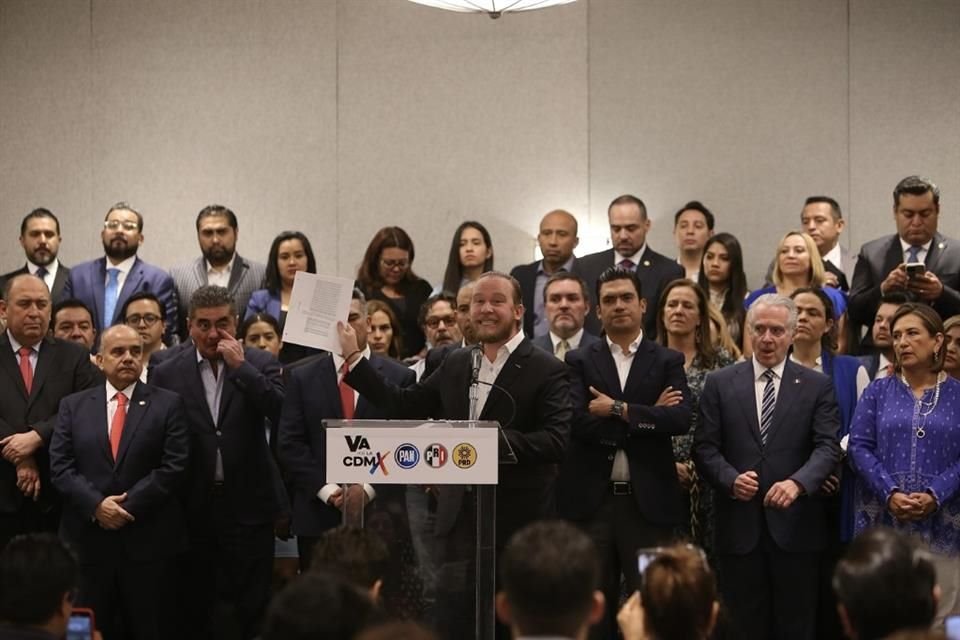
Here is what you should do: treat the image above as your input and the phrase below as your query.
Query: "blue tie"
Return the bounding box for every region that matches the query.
[103,268,121,328]
[35,267,48,280]
[759,369,776,445]
[907,245,922,263]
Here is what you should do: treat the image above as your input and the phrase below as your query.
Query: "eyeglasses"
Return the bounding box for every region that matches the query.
[425,315,457,329]
[104,220,139,231]
[380,258,409,270]
[126,313,161,327]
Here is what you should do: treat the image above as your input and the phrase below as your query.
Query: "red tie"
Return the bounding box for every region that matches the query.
[339,362,355,420]
[18,347,33,395]
[110,392,127,460]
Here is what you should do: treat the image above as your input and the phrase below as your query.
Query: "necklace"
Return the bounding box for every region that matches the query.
[903,371,945,438]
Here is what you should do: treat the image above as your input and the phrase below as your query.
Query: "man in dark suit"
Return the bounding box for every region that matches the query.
[557,267,691,638]
[849,176,960,347]
[0,208,70,303]
[531,272,601,359]
[169,205,266,342]
[577,194,684,338]
[150,285,283,640]
[858,292,907,380]
[63,202,179,346]
[278,289,415,569]
[694,293,841,640]
[0,275,100,549]
[509,209,583,339]
[50,325,189,640]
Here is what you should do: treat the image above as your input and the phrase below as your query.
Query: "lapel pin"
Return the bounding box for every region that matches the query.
[643,260,650,267]
[139,400,146,406]
[794,378,800,384]
[939,242,945,249]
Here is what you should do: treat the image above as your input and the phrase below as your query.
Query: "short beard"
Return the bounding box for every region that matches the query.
[27,250,55,267]
[104,240,138,262]
[203,246,234,267]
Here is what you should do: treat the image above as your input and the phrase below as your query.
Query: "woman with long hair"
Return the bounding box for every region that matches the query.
[943,315,960,381]
[440,221,493,295]
[366,299,403,360]
[697,232,747,348]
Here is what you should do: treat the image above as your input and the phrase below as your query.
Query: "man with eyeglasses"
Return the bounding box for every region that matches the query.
[694,294,841,640]
[409,292,462,381]
[119,292,167,381]
[63,202,179,348]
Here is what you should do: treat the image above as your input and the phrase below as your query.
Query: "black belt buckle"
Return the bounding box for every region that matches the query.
[611,481,631,496]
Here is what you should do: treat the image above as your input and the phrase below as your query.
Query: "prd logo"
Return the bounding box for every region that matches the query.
[453,443,477,469]
[394,444,420,469]
[342,435,390,476]
[424,443,448,468]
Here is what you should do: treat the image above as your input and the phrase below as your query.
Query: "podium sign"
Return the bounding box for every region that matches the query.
[325,425,499,485]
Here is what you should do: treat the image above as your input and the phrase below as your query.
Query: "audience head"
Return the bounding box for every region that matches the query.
[657,279,718,367]
[97,325,144,388]
[638,544,719,640]
[471,272,523,345]
[455,282,478,346]
[265,231,316,294]
[607,194,650,257]
[772,230,825,288]
[890,303,945,374]
[261,572,380,640]
[365,300,402,359]
[239,312,282,357]
[801,196,844,255]
[543,272,590,340]
[51,299,96,351]
[497,520,603,639]
[833,527,938,640]
[791,287,837,355]
[188,285,238,361]
[873,292,909,354]
[195,204,239,268]
[19,208,61,268]
[0,533,79,637]
[419,292,461,349]
[596,267,644,338]
[537,210,579,269]
[102,202,144,262]
[1,274,51,348]
[349,288,370,351]
[442,221,494,293]
[943,315,960,380]
[673,201,715,256]
[697,231,747,320]
[358,226,420,292]
[308,527,389,601]
[893,176,940,248]
[121,291,166,353]
[747,293,797,368]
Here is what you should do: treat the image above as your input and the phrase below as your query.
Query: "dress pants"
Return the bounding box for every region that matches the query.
[79,559,171,640]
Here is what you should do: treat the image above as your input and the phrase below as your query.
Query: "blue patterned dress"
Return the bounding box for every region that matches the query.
[848,375,960,554]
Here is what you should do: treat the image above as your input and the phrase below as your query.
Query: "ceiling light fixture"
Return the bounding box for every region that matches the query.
[406,0,576,20]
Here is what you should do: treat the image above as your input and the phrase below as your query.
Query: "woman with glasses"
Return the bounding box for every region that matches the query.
[357,227,433,360]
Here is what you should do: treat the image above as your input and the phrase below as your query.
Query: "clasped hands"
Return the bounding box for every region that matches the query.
[887,491,937,522]
[733,471,803,509]
[95,493,135,530]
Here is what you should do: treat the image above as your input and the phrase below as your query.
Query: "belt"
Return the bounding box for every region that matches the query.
[610,481,632,496]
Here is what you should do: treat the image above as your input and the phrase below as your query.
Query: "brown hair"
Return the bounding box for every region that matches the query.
[365,300,403,360]
[640,545,717,640]
[356,226,420,292]
[890,302,945,373]
[656,279,718,369]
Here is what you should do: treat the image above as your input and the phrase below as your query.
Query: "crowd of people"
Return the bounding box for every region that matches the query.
[0,173,958,639]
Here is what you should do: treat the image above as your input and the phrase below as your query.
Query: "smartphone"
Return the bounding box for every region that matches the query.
[946,614,960,640]
[67,608,95,640]
[905,262,925,279]
[636,547,664,587]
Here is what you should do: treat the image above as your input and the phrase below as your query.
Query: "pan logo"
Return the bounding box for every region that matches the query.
[394,443,420,470]
[424,443,448,468]
[453,443,477,469]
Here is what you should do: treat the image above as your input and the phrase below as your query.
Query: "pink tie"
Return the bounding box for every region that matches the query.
[18,347,33,394]
[618,259,635,271]
[110,393,127,460]
[340,362,355,420]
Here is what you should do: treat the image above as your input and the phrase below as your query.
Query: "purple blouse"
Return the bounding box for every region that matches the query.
[848,375,960,553]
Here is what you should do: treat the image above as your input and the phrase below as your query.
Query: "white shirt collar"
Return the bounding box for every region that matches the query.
[822,243,842,267]
[551,328,584,350]
[105,379,137,401]
[7,330,42,353]
[105,254,137,273]
[899,237,933,254]
[614,244,647,265]
[752,355,787,380]
[26,258,59,276]
[788,352,822,368]
[487,329,525,359]
[605,331,643,356]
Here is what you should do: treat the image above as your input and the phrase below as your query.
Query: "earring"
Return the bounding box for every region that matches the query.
[934,349,941,361]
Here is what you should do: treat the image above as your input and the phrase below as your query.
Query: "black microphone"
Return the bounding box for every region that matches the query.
[470,346,482,385]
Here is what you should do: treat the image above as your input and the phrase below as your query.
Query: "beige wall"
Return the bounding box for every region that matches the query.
[1,0,957,290]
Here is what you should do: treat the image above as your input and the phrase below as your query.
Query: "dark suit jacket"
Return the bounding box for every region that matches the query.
[0,335,101,513]
[63,257,179,346]
[0,264,70,302]
[557,338,691,525]
[346,337,571,542]
[576,248,684,338]
[693,359,841,554]
[510,258,585,338]
[49,383,190,562]
[531,331,600,357]
[421,343,460,381]
[849,232,960,337]
[277,353,415,535]
[150,346,284,529]
[169,253,266,341]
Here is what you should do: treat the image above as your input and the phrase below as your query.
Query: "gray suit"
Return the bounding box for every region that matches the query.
[168,254,265,340]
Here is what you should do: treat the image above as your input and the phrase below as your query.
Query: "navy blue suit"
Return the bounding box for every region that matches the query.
[50,382,189,640]
[63,257,179,346]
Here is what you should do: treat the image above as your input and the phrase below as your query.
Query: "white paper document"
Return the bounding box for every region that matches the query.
[281,271,354,353]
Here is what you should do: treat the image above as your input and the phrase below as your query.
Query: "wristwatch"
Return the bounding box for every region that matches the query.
[611,400,624,417]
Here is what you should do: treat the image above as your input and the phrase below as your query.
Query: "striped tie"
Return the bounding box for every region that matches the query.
[760,369,776,445]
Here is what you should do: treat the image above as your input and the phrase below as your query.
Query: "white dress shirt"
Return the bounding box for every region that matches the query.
[8,330,40,375]
[26,259,59,293]
[822,243,843,272]
[752,356,786,429]
[614,244,647,268]
[104,254,137,291]
[105,380,138,438]
[900,237,932,264]
[606,332,643,481]
[475,330,525,418]
[206,255,235,288]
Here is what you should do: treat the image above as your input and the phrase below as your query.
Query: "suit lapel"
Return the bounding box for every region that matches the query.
[0,335,29,399]
[86,387,113,466]
[926,233,947,272]
[27,337,59,409]
[591,340,622,395]
[192,257,208,288]
[93,258,107,326]
[480,339,529,422]
[179,348,216,430]
[322,356,345,419]
[51,267,68,300]
[882,237,904,275]
[623,339,656,395]
[764,360,802,447]
[115,384,149,467]
[115,259,145,322]
[735,363,762,447]
[226,256,247,295]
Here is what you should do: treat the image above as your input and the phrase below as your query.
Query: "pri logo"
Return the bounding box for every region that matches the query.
[342,435,390,476]
[424,443,448,468]
[453,443,477,469]
[394,443,420,470]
